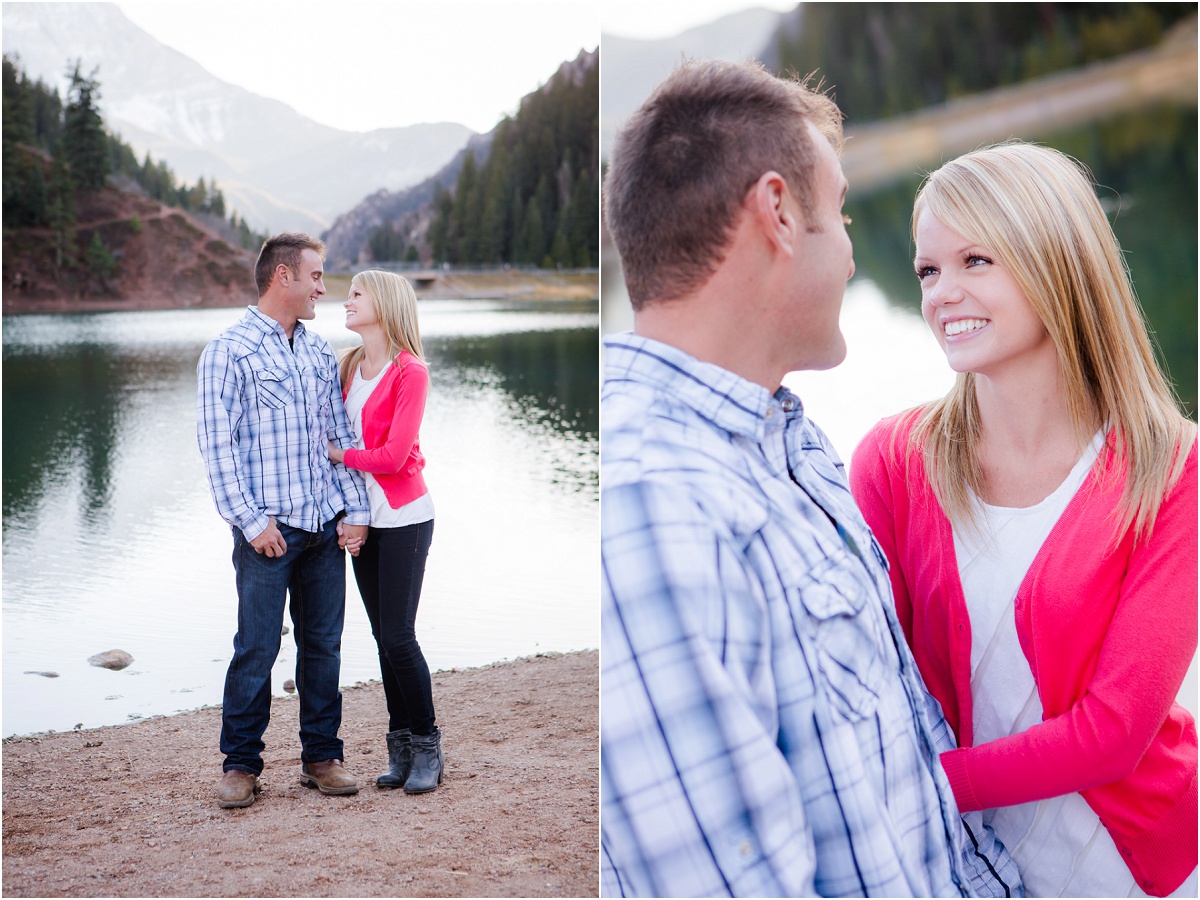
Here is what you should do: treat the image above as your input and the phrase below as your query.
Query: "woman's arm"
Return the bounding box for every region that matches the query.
[850,422,914,636]
[941,449,1198,811]
[342,361,429,476]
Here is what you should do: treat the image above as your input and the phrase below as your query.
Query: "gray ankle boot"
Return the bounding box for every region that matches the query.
[376,728,412,788]
[404,725,443,793]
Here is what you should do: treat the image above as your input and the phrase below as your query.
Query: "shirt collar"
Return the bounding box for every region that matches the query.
[604,332,806,441]
[246,305,306,341]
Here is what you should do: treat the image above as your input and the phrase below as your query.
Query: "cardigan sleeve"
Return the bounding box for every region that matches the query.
[941,444,1199,811]
[850,420,915,641]
[342,361,428,476]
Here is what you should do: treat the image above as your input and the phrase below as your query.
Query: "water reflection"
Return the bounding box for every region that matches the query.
[2,300,598,736]
[844,105,1197,416]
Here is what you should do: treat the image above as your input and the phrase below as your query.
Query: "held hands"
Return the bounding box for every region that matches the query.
[327,442,346,464]
[250,516,288,557]
[338,520,367,556]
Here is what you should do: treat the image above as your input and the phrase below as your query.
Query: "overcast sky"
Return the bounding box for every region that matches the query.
[116,1,599,134]
[602,0,796,39]
[114,2,794,134]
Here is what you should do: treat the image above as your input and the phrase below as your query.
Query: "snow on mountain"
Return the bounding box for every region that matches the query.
[2,2,473,234]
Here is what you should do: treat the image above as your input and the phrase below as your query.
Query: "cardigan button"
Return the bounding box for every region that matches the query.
[1120,847,1132,857]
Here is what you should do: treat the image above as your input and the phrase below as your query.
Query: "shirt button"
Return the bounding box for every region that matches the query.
[739,840,753,858]
[781,398,794,412]
[765,408,774,419]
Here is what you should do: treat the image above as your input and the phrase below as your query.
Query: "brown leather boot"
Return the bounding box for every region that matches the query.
[299,758,359,795]
[216,769,261,808]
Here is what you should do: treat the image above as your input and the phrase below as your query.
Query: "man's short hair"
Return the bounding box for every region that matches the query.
[605,59,843,310]
[254,233,327,297]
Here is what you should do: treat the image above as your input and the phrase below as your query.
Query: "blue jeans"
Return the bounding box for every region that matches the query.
[221,518,346,774]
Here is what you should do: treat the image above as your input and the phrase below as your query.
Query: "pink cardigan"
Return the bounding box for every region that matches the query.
[850,411,1197,897]
[341,350,429,509]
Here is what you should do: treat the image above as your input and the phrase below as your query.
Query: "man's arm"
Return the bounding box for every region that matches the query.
[196,341,270,542]
[601,478,817,898]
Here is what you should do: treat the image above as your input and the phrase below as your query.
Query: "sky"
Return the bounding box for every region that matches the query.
[116,1,599,134]
[113,2,794,134]
[601,0,796,40]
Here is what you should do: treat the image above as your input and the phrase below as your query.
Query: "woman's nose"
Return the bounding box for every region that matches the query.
[926,273,962,307]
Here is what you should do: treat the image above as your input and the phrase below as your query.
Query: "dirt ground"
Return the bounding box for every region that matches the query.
[2,650,598,898]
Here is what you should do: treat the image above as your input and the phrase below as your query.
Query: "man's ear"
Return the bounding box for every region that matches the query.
[275,263,291,288]
[749,170,798,257]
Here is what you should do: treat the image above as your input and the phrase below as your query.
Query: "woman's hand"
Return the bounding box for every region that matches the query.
[327,442,346,464]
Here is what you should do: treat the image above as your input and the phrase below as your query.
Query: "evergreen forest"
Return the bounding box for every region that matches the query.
[422,55,599,268]
[2,55,264,267]
[776,3,1194,124]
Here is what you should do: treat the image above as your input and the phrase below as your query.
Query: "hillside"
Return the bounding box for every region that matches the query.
[2,179,256,313]
[2,2,473,235]
[323,48,598,271]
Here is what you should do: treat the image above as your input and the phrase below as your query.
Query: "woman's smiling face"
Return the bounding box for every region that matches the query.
[344,282,378,333]
[914,211,1054,379]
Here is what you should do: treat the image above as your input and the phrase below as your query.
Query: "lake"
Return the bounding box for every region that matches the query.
[3,298,599,738]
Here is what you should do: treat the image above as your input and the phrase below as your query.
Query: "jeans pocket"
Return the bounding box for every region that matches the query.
[794,554,885,723]
[254,366,293,409]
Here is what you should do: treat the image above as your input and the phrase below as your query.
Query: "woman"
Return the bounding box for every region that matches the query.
[850,142,1196,897]
[328,269,443,793]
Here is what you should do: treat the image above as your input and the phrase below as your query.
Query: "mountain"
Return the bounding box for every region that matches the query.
[600,7,786,160]
[323,48,598,270]
[2,2,473,235]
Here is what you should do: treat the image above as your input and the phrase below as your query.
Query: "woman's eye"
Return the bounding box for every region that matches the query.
[966,255,991,267]
[915,266,936,280]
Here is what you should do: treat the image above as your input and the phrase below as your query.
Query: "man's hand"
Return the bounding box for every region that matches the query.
[338,520,367,557]
[250,517,288,557]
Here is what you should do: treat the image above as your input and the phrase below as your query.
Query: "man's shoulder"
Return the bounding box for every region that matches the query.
[603,377,738,482]
[602,378,771,537]
[202,310,268,362]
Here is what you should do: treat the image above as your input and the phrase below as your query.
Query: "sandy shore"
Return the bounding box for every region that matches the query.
[2,650,598,898]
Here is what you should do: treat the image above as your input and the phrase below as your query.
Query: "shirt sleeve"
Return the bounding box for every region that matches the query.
[196,340,269,542]
[342,362,428,476]
[325,364,370,526]
[600,478,818,898]
[940,446,1198,812]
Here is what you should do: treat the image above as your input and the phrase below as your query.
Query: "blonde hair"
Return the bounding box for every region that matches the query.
[338,270,425,386]
[910,141,1194,541]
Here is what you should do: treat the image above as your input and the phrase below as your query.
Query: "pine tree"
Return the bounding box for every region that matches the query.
[62,61,109,191]
[46,148,77,270]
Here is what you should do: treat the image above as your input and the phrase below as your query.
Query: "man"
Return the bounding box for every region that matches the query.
[198,233,371,809]
[601,60,1021,897]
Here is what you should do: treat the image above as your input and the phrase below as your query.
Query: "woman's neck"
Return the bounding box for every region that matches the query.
[973,362,1099,506]
[357,328,391,380]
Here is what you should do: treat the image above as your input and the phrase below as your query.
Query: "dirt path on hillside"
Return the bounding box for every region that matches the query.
[3,651,598,898]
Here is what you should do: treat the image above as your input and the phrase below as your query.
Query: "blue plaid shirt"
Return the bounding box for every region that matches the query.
[197,306,369,540]
[601,334,1022,898]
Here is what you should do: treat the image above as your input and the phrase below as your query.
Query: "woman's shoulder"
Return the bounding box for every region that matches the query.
[393,350,428,372]
[856,407,926,463]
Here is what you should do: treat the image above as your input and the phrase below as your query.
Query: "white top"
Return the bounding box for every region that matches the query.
[954,432,1146,898]
[343,363,433,529]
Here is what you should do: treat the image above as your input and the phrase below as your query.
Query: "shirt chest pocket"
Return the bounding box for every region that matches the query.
[301,365,334,417]
[254,366,293,409]
[792,554,885,724]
